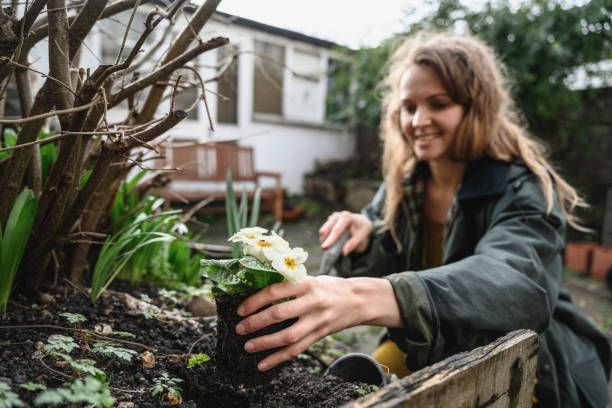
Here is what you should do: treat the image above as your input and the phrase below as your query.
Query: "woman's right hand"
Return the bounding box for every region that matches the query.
[319,211,373,256]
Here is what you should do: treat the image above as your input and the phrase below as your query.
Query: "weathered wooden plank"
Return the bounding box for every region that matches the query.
[343,329,539,408]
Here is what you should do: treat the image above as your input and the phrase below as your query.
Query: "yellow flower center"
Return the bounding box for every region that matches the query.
[284,257,296,269]
[247,234,256,239]
[257,240,272,248]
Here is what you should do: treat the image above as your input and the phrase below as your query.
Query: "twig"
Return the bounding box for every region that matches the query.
[178,65,213,130]
[180,197,214,223]
[170,73,182,112]
[115,0,142,65]
[0,325,156,351]
[39,355,72,379]
[0,56,77,96]
[0,97,98,125]
[66,231,107,239]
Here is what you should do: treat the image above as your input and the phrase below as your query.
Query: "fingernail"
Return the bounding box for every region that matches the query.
[235,323,245,334]
[258,361,268,371]
[244,341,254,352]
[237,305,245,316]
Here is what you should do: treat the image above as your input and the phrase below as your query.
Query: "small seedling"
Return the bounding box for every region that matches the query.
[138,295,159,319]
[187,353,210,369]
[0,382,24,408]
[53,353,104,377]
[59,312,87,325]
[91,342,137,362]
[34,374,115,407]
[44,335,79,354]
[158,289,180,304]
[151,373,183,400]
[20,383,47,392]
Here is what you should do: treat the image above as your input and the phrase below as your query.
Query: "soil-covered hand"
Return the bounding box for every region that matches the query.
[319,211,373,255]
[235,276,402,371]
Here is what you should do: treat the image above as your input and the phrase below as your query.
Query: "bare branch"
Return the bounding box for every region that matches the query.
[114,0,141,64]
[0,98,99,125]
[0,56,77,95]
[110,36,228,106]
[137,0,222,123]
[67,0,110,63]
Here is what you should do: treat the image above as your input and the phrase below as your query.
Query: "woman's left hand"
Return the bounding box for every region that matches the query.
[235,275,401,371]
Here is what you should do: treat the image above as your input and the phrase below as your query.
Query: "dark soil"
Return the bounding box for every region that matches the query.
[215,294,297,387]
[0,283,374,407]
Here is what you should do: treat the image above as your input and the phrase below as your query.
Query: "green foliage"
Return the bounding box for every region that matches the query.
[225,169,261,258]
[0,128,57,184]
[59,312,87,325]
[108,169,150,232]
[0,189,38,312]
[112,331,136,338]
[187,353,210,368]
[53,353,104,377]
[201,255,284,296]
[44,335,79,354]
[90,210,178,302]
[151,373,183,399]
[138,295,159,320]
[0,382,24,408]
[34,375,115,407]
[19,383,46,392]
[91,342,137,361]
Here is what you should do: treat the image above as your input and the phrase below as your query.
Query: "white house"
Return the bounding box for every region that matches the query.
[27,6,357,195]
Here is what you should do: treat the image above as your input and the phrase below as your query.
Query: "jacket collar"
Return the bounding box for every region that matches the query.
[404,158,510,201]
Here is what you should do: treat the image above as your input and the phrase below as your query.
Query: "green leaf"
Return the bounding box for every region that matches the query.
[249,187,262,227]
[44,335,78,354]
[239,190,248,229]
[201,259,241,285]
[91,342,137,361]
[0,189,38,313]
[238,255,276,273]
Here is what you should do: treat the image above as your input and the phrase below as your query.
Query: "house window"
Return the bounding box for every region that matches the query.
[253,40,285,115]
[217,45,238,124]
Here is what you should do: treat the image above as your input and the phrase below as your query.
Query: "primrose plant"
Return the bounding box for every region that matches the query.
[201,227,308,297]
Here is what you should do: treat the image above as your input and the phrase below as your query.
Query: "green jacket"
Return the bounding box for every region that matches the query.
[337,159,611,407]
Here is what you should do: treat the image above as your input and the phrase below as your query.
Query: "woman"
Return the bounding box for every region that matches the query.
[234,32,610,407]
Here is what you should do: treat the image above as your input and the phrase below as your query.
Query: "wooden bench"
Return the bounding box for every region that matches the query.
[344,329,539,408]
[157,142,283,221]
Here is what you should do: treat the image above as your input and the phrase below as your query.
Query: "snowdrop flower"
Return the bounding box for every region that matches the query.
[228,227,268,244]
[171,222,188,235]
[270,247,308,283]
[244,234,290,263]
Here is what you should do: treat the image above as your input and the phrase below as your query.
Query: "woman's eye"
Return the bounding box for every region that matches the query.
[403,105,416,114]
[431,101,449,110]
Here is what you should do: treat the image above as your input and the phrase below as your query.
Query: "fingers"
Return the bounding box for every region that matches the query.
[318,212,340,243]
[321,211,352,249]
[236,295,304,335]
[251,326,329,371]
[237,280,306,317]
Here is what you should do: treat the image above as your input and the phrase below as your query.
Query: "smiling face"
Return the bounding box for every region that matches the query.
[399,64,465,163]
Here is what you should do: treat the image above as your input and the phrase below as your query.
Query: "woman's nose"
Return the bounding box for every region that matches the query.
[412,107,431,128]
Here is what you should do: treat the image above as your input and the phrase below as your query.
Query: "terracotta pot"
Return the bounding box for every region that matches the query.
[214,294,295,386]
[590,246,612,280]
[564,242,597,274]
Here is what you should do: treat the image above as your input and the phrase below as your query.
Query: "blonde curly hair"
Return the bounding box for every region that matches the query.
[380,31,587,245]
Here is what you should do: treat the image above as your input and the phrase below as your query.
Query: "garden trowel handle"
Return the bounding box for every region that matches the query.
[317,229,350,275]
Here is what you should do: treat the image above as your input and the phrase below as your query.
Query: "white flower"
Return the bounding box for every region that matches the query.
[270,247,308,283]
[171,222,188,235]
[244,233,290,263]
[228,227,268,244]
